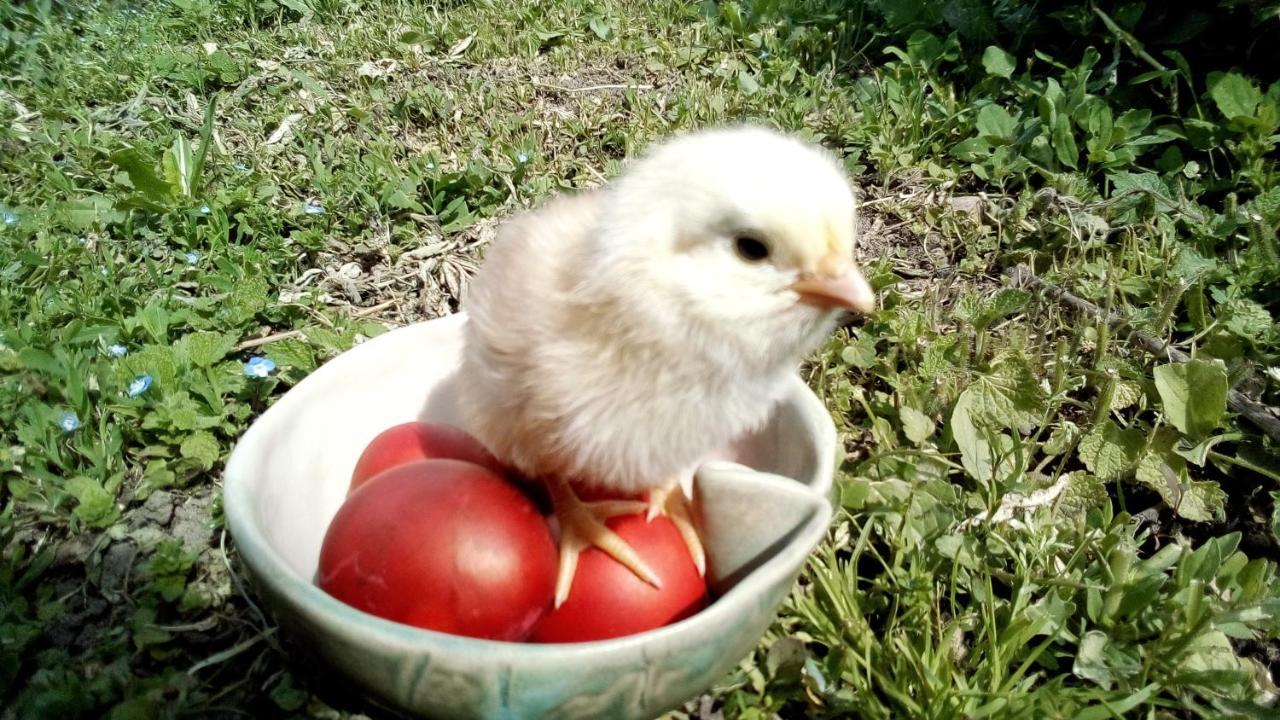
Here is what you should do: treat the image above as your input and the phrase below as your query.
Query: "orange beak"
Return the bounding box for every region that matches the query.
[789,256,876,314]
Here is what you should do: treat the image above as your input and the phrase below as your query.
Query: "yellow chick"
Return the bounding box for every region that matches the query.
[459,125,875,606]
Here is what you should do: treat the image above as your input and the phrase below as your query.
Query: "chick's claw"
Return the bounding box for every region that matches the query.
[646,483,706,577]
[551,480,660,608]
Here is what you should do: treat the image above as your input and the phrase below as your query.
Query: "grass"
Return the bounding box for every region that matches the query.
[2,0,1278,717]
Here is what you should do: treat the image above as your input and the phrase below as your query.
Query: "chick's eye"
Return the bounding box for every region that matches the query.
[734,235,770,262]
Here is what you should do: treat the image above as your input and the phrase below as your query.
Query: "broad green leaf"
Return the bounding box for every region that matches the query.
[64,476,119,528]
[162,136,195,198]
[951,391,1013,484]
[1110,380,1142,411]
[1077,420,1143,480]
[1052,113,1078,168]
[841,333,877,369]
[737,70,760,96]
[135,302,170,344]
[120,346,179,389]
[110,149,175,201]
[1060,471,1106,514]
[975,104,1015,141]
[953,292,983,325]
[175,331,237,368]
[1042,421,1080,456]
[269,339,317,372]
[1208,72,1262,120]
[963,357,1046,433]
[981,45,1015,78]
[1153,360,1227,437]
[899,405,934,444]
[1177,481,1228,523]
[983,288,1031,324]
[1271,491,1280,544]
[587,16,612,40]
[60,196,126,230]
[1073,631,1119,689]
[180,431,221,470]
[157,391,215,432]
[1222,299,1273,340]
[1135,451,1184,506]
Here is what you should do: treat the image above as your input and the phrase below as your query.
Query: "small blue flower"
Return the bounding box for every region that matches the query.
[426,161,435,169]
[233,161,249,172]
[516,152,529,164]
[127,374,152,397]
[198,204,211,215]
[57,411,81,432]
[185,251,200,265]
[1,209,17,226]
[759,50,770,59]
[303,200,326,215]
[243,356,276,378]
[107,343,128,358]
[99,268,109,277]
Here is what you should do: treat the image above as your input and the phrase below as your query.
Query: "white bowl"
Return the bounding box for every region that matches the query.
[224,313,835,720]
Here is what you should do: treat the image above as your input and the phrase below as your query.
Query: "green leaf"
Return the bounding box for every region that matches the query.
[1222,299,1274,340]
[840,333,877,369]
[268,338,317,372]
[737,69,760,96]
[110,149,175,202]
[1072,685,1160,720]
[135,302,170,343]
[951,390,1013,484]
[983,288,1031,325]
[1208,72,1262,120]
[180,431,221,470]
[1043,421,1080,456]
[899,405,934,444]
[1153,360,1228,437]
[59,196,125,230]
[1052,113,1078,168]
[1072,631,1119,689]
[981,45,1015,78]
[587,16,612,40]
[1060,471,1107,514]
[1177,480,1227,523]
[64,476,119,528]
[1077,420,1143,480]
[1271,491,1280,544]
[975,104,1016,141]
[120,346,179,390]
[963,357,1046,433]
[175,332,237,368]
[162,136,195,199]
[1135,450,1185,507]
[1110,380,1142,411]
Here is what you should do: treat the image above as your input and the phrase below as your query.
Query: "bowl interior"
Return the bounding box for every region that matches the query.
[230,313,833,585]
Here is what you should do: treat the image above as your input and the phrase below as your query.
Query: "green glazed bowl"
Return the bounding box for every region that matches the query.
[223,313,835,720]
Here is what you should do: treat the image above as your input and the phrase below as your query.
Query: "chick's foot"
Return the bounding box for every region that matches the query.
[550,479,660,608]
[646,483,706,577]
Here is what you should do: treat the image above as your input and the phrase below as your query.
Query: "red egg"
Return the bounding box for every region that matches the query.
[529,513,708,642]
[350,421,507,491]
[319,459,557,641]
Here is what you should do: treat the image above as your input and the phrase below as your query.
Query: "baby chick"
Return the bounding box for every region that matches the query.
[459,126,875,606]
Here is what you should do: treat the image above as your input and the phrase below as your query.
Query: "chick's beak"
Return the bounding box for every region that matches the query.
[789,256,876,315]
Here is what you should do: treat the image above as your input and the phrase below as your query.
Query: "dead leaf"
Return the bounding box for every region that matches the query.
[264,113,304,146]
[448,33,476,58]
[356,59,399,78]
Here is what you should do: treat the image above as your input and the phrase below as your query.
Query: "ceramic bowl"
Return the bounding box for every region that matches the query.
[223,313,835,720]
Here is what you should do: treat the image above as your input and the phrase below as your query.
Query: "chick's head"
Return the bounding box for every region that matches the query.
[591,126,875,364]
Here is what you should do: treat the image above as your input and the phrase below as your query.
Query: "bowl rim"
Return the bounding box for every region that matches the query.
[222,314,835,658]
